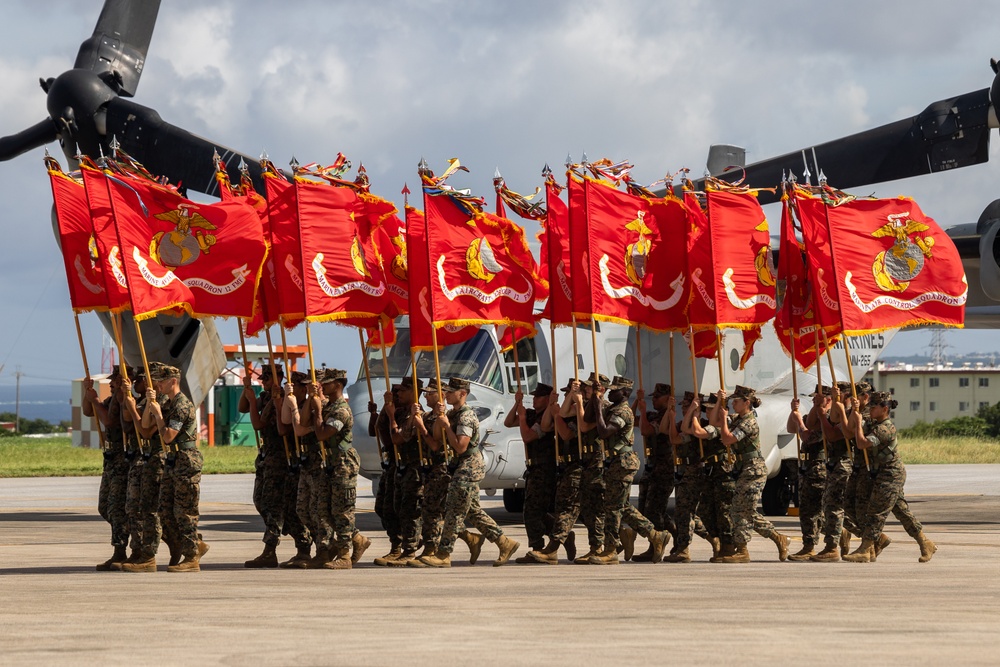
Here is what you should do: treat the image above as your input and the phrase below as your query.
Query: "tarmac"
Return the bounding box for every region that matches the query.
[1,465,998,666]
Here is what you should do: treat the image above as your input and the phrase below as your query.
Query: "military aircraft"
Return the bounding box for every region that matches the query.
[0,1,996,512]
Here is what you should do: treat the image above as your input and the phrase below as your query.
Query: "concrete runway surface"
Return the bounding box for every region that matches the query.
[1,465,998,666]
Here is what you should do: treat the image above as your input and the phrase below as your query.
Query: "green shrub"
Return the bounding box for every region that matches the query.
[900,416,990,439]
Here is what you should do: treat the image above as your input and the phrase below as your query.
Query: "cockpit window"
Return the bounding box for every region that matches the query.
[357,328,413,381]
[502,336,539,393]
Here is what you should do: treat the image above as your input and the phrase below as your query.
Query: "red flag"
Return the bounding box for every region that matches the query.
[80,164,131,312]
[797,189,966,333]
[362,195,409,318]
[583,177,689,331]
[405,205,476,351]
[264,169,307,328]
[295,177,390,325]
[542,181,574,326]
[365,319,397,349]
[48,162,108,312]
[102,169,267,320]
[422,192,538,333]
[568,175,593,322]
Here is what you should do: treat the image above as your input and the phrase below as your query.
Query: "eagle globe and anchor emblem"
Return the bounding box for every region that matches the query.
[870,212,935,292]
[149,204,218,269]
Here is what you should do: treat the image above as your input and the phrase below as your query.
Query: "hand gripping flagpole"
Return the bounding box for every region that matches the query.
[572,315,584,461]
[688,326,704,460]
[590,317,602,459]
[789,332,801,462]
[822,330,848,462]
[715,328,734,464]
[74,313,106,450]
[636,328,651,460]
[304,322,328,469]
[814,330,829,459]
[111,313,146,454]
[263,325,292,466]
[839,336,872,471]
[278,323,303,462]
[431,326,450,464]
[238,321,262,449]
[551,324,561,464]
[510,330,531,468]
[411,348,426,467]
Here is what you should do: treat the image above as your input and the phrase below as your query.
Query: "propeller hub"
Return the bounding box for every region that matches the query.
[45,68,116,158]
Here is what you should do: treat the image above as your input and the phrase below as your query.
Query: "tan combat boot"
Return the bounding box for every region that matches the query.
[810,544,841,562]
[492,535,520,567]
[165,541,181,567]
[244,543,278,569]
[787,543,816,562]
[720,545,751,563]
[710,543,737,563]
[417,550,452,568]
[842,538,875,562]
[110,550,139,571]
[587,544,620,565]
[619,526,637,561]
[122,555,157,573]
[647,530,671,563]
[916,532,937,563]
[874,533,892,560]
[198,540,210,560]
[374,545,403,567]
[564,531,577,562]
[324,547,352,570]
[632,544,655,562]
[300,546,332,569]
[770,532,790,561]
[458,531,485,565]
[663,548,691,563]
[279,543,312,568]
[840,529,852,557]
[527,538,560,565]
[97,545,128,572]
[351,532,372,564]
[708,536,722,560]
[386,550,418,567]
[574,548,598,564]
[167,555,200,572]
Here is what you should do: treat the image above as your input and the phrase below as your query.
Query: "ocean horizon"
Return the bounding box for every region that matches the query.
[0,384,71,423]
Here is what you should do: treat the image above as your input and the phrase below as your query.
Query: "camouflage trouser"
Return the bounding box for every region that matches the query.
[638,460,677,536]
[376,463,401,548]
[132,453,165,558]
[159,449,203,559]
[98,450,130,548]
[862,460,907,542]
[394,464,423,553]
[890,493,923,539]
[821,457,853,548]
[579,461,606,550]
[282,465,310,548]
[438,452,503,556]
[603,451,653,546]
[702,464,736,547]
[732,458,776,547]
[297,454,332,550]
[843,463,867,537]
[797,459,827,549]
[253,449,293,547]
[523,461,557,550]
[328,448,360,554]
[550,462,583,544]
[673,467,711,551]
[420,463,451,551]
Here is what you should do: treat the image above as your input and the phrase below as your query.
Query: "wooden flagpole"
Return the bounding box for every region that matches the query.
[74,313,106,450]
[551,324,560,464]
[839,335,872,471]
[687,326,704,459]
[262,325,291,466]
[411,348,425,466]
[571,315,584,460]
[715,328,733,462]
[304,322,327,468]
[637,328,650,459]
[278,322,302,460]
[511,331,530,467]
[238,321,261,449]
[430,326,450,464]
[789,332,801,461]
[814,330,829,459]
[111,314,145,453]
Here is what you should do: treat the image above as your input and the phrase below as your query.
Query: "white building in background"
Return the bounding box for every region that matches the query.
[868,361,1000,428]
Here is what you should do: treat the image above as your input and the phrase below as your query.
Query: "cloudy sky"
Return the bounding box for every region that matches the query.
[3,0,1000,391]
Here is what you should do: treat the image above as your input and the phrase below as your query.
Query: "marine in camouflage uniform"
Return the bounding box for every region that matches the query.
[386,376,426,565]
[506,384,557,561]
[688,394,736,561]
[592,377,669,565]
[414,377,519,568]
[241,364,308,568]
[288,372,334,568]
[373,398,401,559]
[121,368,169,572]
[635,384,678,543]
[576,374,609,562]
[812,383,855,561]
[151,364,204,572]
[717,386,790,563]
[83,372,130,570]
[415,379,451,560]
[665,392,716,563]
[786,388,830,561]
[527,381,583,564]
[844,392,936,563]
[314,368,361,570]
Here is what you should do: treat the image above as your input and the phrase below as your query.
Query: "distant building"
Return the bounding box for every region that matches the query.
[867,361,1000,428]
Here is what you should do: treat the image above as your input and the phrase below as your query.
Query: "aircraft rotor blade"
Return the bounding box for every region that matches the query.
[0,118,58,161]
[104,97,264,197]
[74,0,162,98]
[711,87,992,204]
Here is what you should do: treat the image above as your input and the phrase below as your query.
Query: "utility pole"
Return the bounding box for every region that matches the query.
[14,366,23,434]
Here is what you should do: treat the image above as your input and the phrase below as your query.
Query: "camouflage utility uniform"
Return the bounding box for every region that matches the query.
[375,409,401,551]
[523,408,557,551]
[637,409,677,537]
[602,401,655,547]
[578,401,609,552]
[700,426,735,551]
[860,418,911,542]
[821,412,853,550]
[437,405,504,556]
[797,426,828,550]
[98,396,129,549]
[252,389,307,550]
[729,412,781,547]
[548,417,583,547]
[671,431,713,553]
[297,400,333,553]
[419,409,451,553]
[323,397,360,556]
[128,394,168,559]
[158,392,202,559]
[394,412,425,554]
